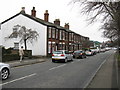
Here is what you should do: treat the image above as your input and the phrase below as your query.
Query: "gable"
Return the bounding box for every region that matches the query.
[1,12,48,27]
[1,13,21,24]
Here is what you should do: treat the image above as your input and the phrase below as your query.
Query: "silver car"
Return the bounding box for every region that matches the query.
[85,49,94,56]
[52,50,73,63]
[0,62,10,80]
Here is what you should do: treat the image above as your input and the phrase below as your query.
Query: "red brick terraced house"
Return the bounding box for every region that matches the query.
[0,7,90,56]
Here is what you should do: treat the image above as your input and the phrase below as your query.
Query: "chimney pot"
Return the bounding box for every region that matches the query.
[44,10,49,22]
[31,7,36,17]
[64,23,69,29]
[21,7,25,13]
[54,19,60,26]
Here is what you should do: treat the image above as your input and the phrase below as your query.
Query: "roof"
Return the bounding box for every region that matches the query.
[1,12,89,38]
[1,12,73,33]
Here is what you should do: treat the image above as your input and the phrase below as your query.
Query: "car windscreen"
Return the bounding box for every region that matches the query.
[53,51,63,54]
[74,51,82,53]
[65,51,69,54]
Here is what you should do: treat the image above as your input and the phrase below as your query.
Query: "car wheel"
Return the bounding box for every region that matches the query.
[73,55,75,58]
[64,58,68,63]
[81,55,84,59]
[52,59,55,63]
[1,68,10,80]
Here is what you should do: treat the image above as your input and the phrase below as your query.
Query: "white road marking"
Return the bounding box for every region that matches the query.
[75,60,80,62]
[49,64,66,70]
[1,73,36,86]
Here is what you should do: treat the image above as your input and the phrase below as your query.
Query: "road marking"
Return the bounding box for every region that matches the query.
[71,62,74,63]
[49,64,66,70]
[75,60,81,62]
[1,73,36,86]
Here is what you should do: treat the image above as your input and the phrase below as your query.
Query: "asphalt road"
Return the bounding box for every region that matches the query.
[1,50,114,88]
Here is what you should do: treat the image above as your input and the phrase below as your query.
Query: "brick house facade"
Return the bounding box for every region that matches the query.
[0,7,90,56]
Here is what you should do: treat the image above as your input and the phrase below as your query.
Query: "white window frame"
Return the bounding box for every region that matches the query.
[14,42,19,49]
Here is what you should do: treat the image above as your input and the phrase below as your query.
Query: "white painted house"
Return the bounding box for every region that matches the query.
[0,7,90,56]
[0,7,48,56]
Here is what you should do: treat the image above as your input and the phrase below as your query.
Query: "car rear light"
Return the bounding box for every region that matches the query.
[52,54,54,56]
[61,54,65,56]
[80,53,83,55]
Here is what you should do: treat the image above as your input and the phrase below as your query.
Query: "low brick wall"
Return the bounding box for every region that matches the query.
[2,49,32,62]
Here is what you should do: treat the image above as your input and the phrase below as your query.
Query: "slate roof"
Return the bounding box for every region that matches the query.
[1,12,89,38]
[1,12,74,32]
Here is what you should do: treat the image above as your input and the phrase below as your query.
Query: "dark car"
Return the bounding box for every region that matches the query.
[73,50,86,59]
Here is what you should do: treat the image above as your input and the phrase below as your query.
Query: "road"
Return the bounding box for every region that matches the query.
[1,50,114,88]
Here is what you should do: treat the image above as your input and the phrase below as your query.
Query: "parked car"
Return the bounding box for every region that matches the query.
[90,49,97,55]
[100,48,106,52]
[73,50,86,59]
[52,50,73,63]
[0,62,10,80]
[85,49,94,56]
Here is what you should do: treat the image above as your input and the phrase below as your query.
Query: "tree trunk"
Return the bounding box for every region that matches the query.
[24,39,27,50]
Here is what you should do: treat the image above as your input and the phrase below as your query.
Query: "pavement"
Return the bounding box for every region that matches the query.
[87,52,119,89]
[6,58,48,68]
[4,52,120,89]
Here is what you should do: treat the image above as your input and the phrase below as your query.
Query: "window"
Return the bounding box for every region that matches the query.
[65,32,68,41]
[48,27,51,38]
[60,30,62,40]
[56,29,59,39]
[69,33,72,41]
[12,26,18,38]
[74,35,76,42]
[59,43,62,50]
[63,31,65,40]
[65,51,69,54]
[63,44,65,50]
[52,28,55,38]
[72,33,74,41]
[14,43,19,49]
[65,45,68,50]
[48,42,51,53]
[53,51,63,54]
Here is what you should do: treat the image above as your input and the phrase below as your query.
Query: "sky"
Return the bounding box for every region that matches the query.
[0,0,109,42]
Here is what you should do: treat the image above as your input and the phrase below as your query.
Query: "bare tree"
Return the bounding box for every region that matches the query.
[8,25,39,50]
[71,0,120,48]
[101,19,118,41]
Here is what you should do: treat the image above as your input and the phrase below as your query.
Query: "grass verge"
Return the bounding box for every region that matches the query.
[117,53,120,68]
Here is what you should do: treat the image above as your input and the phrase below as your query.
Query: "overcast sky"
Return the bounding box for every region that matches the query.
[0,0,109,42]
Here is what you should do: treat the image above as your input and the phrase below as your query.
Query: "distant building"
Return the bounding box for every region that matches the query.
[89,41,101,48]
[0,7,90,56]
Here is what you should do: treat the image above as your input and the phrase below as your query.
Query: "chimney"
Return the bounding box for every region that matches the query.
[64,23,69,29]
[31,7,36,17]
[20,7,25,13]
[44,10,49,22]
[54,19,60,26]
